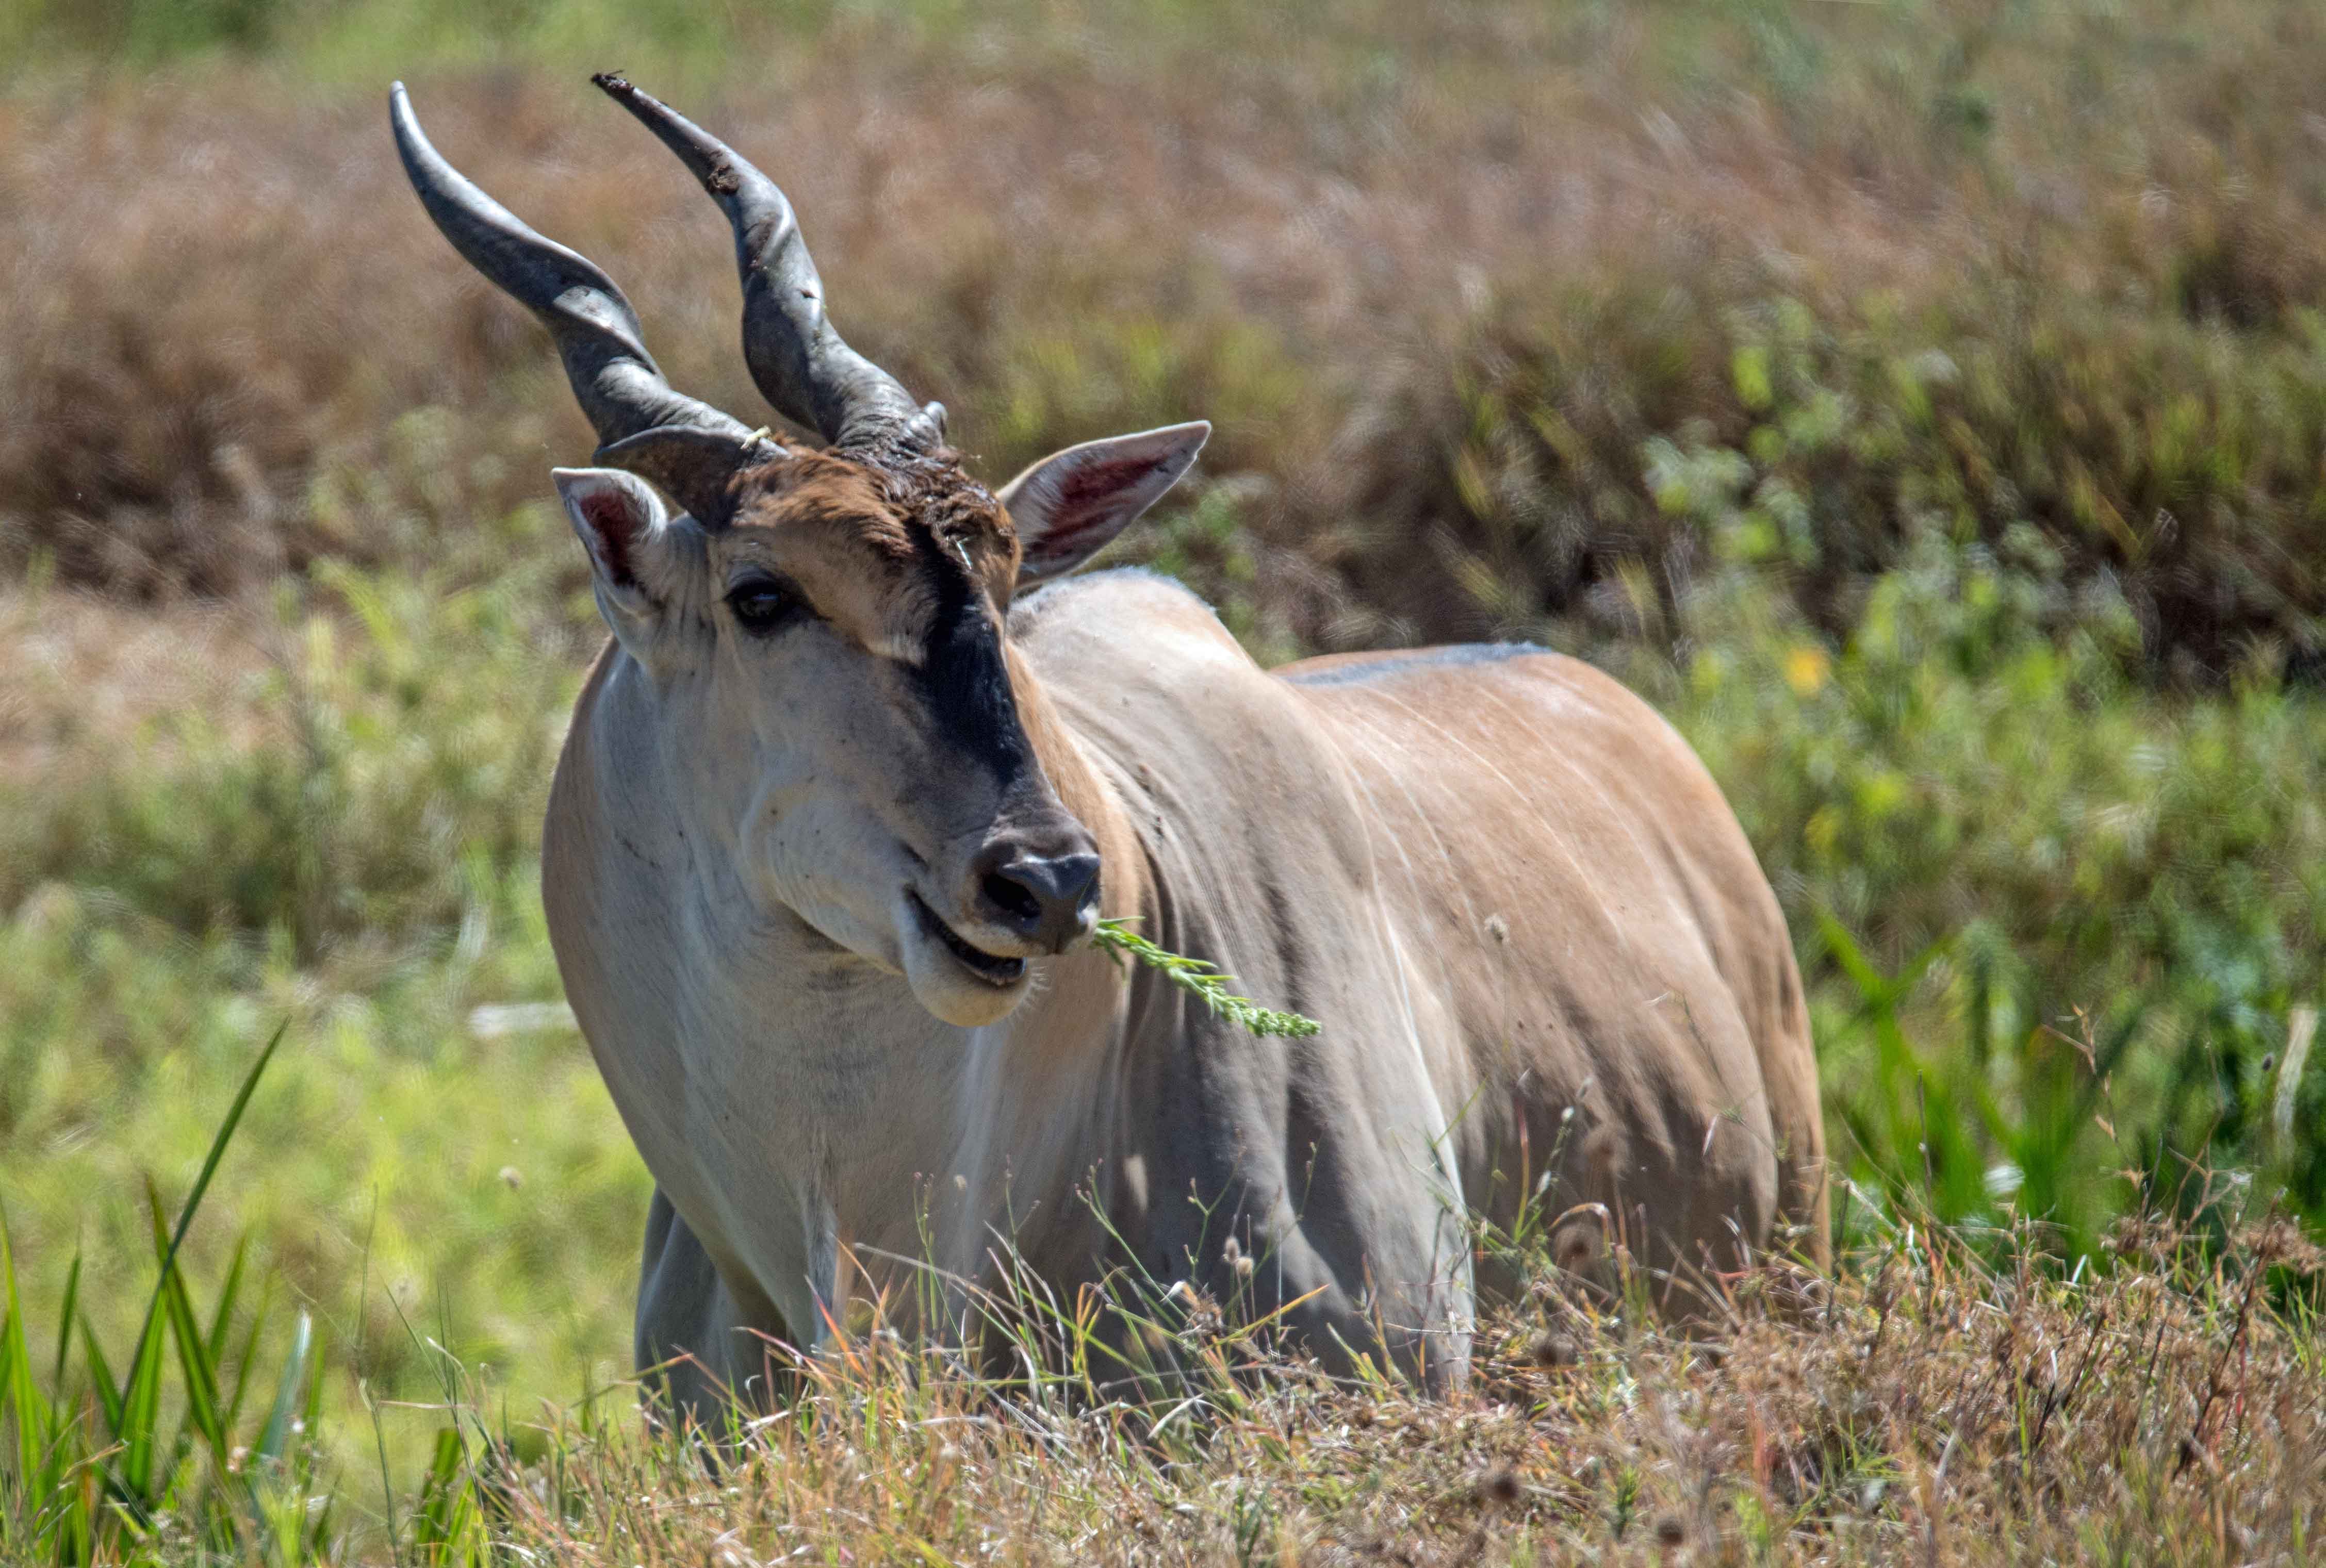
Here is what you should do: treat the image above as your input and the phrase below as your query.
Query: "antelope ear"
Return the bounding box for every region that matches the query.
[555,467,673,643]
[998,421,1210,587]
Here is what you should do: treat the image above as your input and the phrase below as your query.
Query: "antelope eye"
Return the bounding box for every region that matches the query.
[726,575,804,636]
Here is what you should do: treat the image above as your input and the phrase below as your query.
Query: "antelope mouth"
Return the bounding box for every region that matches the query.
[908,891,1027,988]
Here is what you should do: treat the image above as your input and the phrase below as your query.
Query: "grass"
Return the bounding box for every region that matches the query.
[2,0,2324,1558]
[0,1027,336,1565]
[3,1051,2320,1562]
[1092,920,1322,1040]
[1649,544,2326,1253]
[5,533,2312,1557]
[7,0,2326,676]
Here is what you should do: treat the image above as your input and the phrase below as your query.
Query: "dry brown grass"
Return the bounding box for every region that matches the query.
[407,1212,2323,1566]
[0,582,266,785]
[5,3,2324,665]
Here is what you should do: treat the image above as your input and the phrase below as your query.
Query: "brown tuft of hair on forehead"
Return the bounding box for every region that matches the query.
[723,449,908,559]
[727,445,1017,587]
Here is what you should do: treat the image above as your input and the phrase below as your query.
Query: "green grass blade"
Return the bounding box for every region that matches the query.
[123,1022,287,1376]
[222,1277,272,1435]
[205,1234,249,1370]
[1816,911,1883,999]
[51,1249,81,1393]
[117,1278,166,1503]
[0,1200,53,1494]
[107,1019,285,1504]
[78,1313,123,1437]
[0,1289,11,1434]
[255,1312,312,1465]
[413,1425,466,1551]
[146,1182,227,1464]
[294,1321,327,1494]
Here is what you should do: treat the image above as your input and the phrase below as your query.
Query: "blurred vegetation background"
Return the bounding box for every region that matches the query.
[1,0,2322,1493]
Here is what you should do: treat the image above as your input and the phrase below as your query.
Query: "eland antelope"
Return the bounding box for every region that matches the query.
[392,75,1826,1421]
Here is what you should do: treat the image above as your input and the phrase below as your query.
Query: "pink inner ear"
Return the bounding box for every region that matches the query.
[579,489,643,587]
[1029,452,1171,560]
[1053,454,1155,519]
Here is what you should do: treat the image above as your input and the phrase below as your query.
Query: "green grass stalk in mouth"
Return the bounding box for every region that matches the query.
[1091,918,1321,1039]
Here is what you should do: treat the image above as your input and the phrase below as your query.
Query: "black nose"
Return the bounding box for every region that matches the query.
[973,840,1101,953]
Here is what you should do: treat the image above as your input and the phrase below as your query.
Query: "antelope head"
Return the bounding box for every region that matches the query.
[392,76,1207,1028]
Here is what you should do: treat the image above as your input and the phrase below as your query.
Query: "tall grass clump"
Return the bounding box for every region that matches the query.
[0,1028,336,1565]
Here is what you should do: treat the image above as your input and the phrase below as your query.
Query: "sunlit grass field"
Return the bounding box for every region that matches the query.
[2,0,2323,1559]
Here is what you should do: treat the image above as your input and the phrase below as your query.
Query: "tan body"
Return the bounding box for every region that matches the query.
[544,569,1825,1412]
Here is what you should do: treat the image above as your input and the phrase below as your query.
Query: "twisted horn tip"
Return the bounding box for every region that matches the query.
[589,71,746,197]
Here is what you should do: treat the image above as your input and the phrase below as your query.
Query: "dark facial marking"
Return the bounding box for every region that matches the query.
[908,524,1038,784]
[725,444,1033,783]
